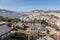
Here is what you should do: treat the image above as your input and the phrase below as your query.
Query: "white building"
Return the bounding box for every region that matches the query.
[30,24,46,32]
[56,21,60,30]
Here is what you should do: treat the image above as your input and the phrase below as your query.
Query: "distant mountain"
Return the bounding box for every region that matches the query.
[31,10,60,13]
[0,9,20,14]
[45,10,60,13]
[0,9,60,15]
[0,9,21,18]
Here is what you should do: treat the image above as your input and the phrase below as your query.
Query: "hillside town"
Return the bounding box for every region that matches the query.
[0,0,60,40]
[0,10,60,40]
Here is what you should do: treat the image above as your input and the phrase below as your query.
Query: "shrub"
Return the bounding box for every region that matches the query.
[7,22,12,27]
[16,26,20,29]
[10,32,28,40]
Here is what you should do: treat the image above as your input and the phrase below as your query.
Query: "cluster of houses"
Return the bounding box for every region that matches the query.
[0,12,60,40]
[15,21,54,40]
[19,13,60,40]
[20,13,60,31]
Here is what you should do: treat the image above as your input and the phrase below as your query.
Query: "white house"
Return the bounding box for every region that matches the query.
[56,21,60,30]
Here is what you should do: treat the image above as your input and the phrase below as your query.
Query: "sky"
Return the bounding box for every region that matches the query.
[0,0,60,12]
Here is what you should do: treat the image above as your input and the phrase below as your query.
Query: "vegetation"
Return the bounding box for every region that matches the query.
[16,26,20,29]
[0,16,4,21]
[0,16,20,22]
[10,32,27,40]
[54,16,59,19]
[32,19,48,26]
[46,29,50,34]
[50,15,59,19]
[7,22,12,27]
[12,26,18,31]
[38,33,46,39]
[12,25,24,31]
[10,18,21,23]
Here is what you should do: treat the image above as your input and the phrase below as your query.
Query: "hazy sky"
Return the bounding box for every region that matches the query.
[0,0,60,12]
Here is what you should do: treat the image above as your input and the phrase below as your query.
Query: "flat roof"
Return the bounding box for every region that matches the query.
[0,22,6,24]
[0,25,12,36]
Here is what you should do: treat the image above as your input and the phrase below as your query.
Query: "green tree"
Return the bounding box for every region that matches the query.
[47,30,50,34]
[10,32,27,40]
[0,16,4,21]
[16,26,20,29]
[7,22,12,27]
